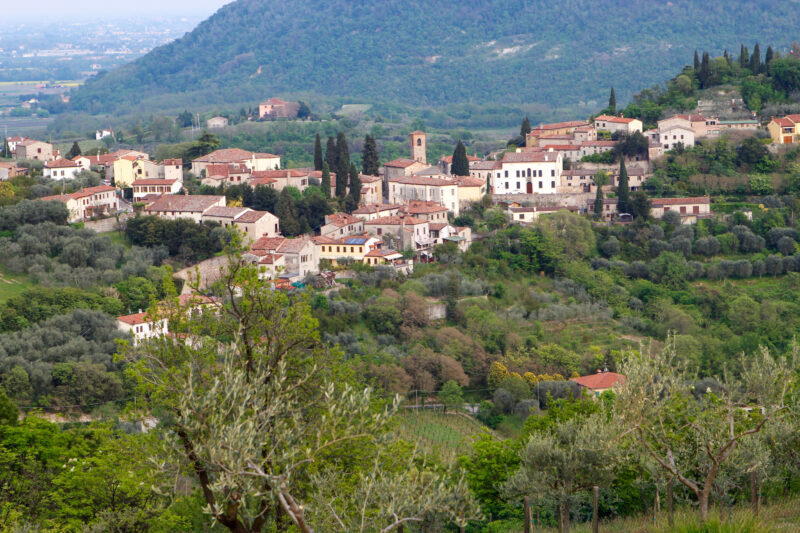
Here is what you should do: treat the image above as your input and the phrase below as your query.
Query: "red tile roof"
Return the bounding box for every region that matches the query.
[250,236,286,254]
[117,312,151,325]
[193,148,255,163]
[365,215,427,226]
[132,179,178,186]
[325,212,362,227]
[502,151,560,163]
[384,158,419,168]
[144,195,224,213]
[570,371,626,390]
[440,154,481,163]
[393,176,457,186]
[403,201,448,214]
[251,169,308,179]
[45,158,80,168]
[531,120,588,132]
[595,114,637,124]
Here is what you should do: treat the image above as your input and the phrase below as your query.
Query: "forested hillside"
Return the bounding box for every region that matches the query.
[70,0,800,117]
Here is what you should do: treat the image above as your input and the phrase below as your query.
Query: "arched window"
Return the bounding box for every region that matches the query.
[416,138,422,146]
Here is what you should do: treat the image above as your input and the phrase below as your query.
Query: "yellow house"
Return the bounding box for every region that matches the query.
[767,115,800,144]
[112,156,139,188]
[314,235,382,266]
[454,176,487,205]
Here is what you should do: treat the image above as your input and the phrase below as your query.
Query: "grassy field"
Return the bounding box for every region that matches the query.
[99,230,130,249]
[395,410,487,463]
[0,264,32,303]
[491,498,800,532]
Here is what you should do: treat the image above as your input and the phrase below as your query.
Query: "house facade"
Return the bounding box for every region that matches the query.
[192,148,281,175]
[201,206,280,242]
[387,176,460,215]
[14,140,55,162]
[768,115,800,144]
[40,185,118,223]
[320,213,364,238]
[143,195,226,222]
[593,115,643,135]
[44,158,82,180]
[258,98,300,119]
[494,150,563,195]
[132,179,183,200]
[116,312,168,346]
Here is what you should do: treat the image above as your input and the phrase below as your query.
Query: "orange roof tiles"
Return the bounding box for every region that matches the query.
[570,371,626,390]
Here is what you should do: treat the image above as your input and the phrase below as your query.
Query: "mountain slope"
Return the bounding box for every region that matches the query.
[70,0,800,115]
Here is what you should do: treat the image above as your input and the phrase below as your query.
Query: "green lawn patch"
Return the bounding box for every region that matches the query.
[395,410,486,463]
[99,230,131,249]
[0,264,33,303]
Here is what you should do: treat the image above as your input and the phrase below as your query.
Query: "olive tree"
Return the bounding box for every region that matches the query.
[504,414,619,533]
[616,339,798,522]
[123,247,478,533]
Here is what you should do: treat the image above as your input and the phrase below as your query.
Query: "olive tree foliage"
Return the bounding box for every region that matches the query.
[616,339,798,523]
[504,414,619,533]
[123,247,479,533]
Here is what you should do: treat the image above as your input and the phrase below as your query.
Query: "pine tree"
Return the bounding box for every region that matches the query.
[608,87,617,114]
[451,140,470,177]
[320,162,331,198]
[348,163,362,206]
[765,46,774,68]
[66,141,82,159]
[693,50,700,71]
[617,158,630,214]
[361,134,380,176]
[335,132,350,197]
[750,43,761,74]
[520,117,531,137]
[313,134,323,171]
[325,136,337,173]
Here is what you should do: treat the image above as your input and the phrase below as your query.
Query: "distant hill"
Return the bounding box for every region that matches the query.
[70,0,800,117]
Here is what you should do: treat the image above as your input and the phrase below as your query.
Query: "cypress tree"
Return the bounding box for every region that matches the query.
[2,137,11,158]
[313,134,323,171]
[451,140,470,176]
[765,46,774,68]
[361,134,380,176]
[750,43,761,74]
[694,50,700,71]
[723,49,730,65]
[325,136,337,173]
[608,88,617,114]
[66,141,82,159]
[275,188,300,236]
[348,163,361,206]
[593,171,608,218]
[320,162,331,198]
[520,116,531,137]
[335,132,350,197]
[740,45,749,69]
[617,158,630,214]
[699,52,711,88]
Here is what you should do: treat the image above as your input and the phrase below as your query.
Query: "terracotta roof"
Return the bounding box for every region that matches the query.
[203,206,251,218]
[502,151,560,163]
[253,152,280,159]
[235,210,274,223]
[675,114,708,122]
[580,140,618,147]
[393,176,457,186]
[276,237,311,254]
[258,253,284,264]
[250,236,286,254]
[144,195,224,213]
[510,206,578,213]
[570,371,626,390]
[365,248,402,258]
[773,117,796,127]
[249,177,278,186]
[454,176,485,187]
[17,139,49,147]
[41,185,115,203]
[45,158,80,168]
[161,158,182,165]
[440,154,481,163]
[251,169,308,179]
[428,222,449,231]
[409,130,425,135]
[353,203,401,214]
[325,213,362,227]
[117,312,151,325]
[471,160,501,170]
[262,97,291,105]
[595,115,637,124]
[359,174,381,183]
[403,201,448,214]
[312,235,338,244]
[531,120,588,132]
[541,144,580,151]
[365,215,427,226]
[193,148,254,163]
[537,134,573,140]
[384,158,419,168]
[651,197,710,206]
[132,179,178,186]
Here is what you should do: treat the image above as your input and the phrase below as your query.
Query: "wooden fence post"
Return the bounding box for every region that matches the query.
[751,471,759,515]
[592,485,599,533]
[524,495,532,533]
[667,477,674,528]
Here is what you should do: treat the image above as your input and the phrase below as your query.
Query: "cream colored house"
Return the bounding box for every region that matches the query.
[387,176,460,216]
[143,195,226,222]
[192,148,281,175]
[359,174,383,205]
[207,116,229,129]
[248,236,317,279]
[314,235,382,265]
[44,158,82,180]
[116,312,168,346]
[365,215,433,251]
[14,139,55,162]
[40,185,118,223]
[402,200,449,222]
[383,158,428,180]
[352,203,402,221]
[320,213,364,238]
[132,179,183,200]
[201,206,280,243]
[593,115,643,135]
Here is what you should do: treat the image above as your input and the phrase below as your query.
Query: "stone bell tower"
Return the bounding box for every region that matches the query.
[409,130,426,165]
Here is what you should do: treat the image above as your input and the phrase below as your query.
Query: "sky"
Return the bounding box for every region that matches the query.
[9,0,232,20]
